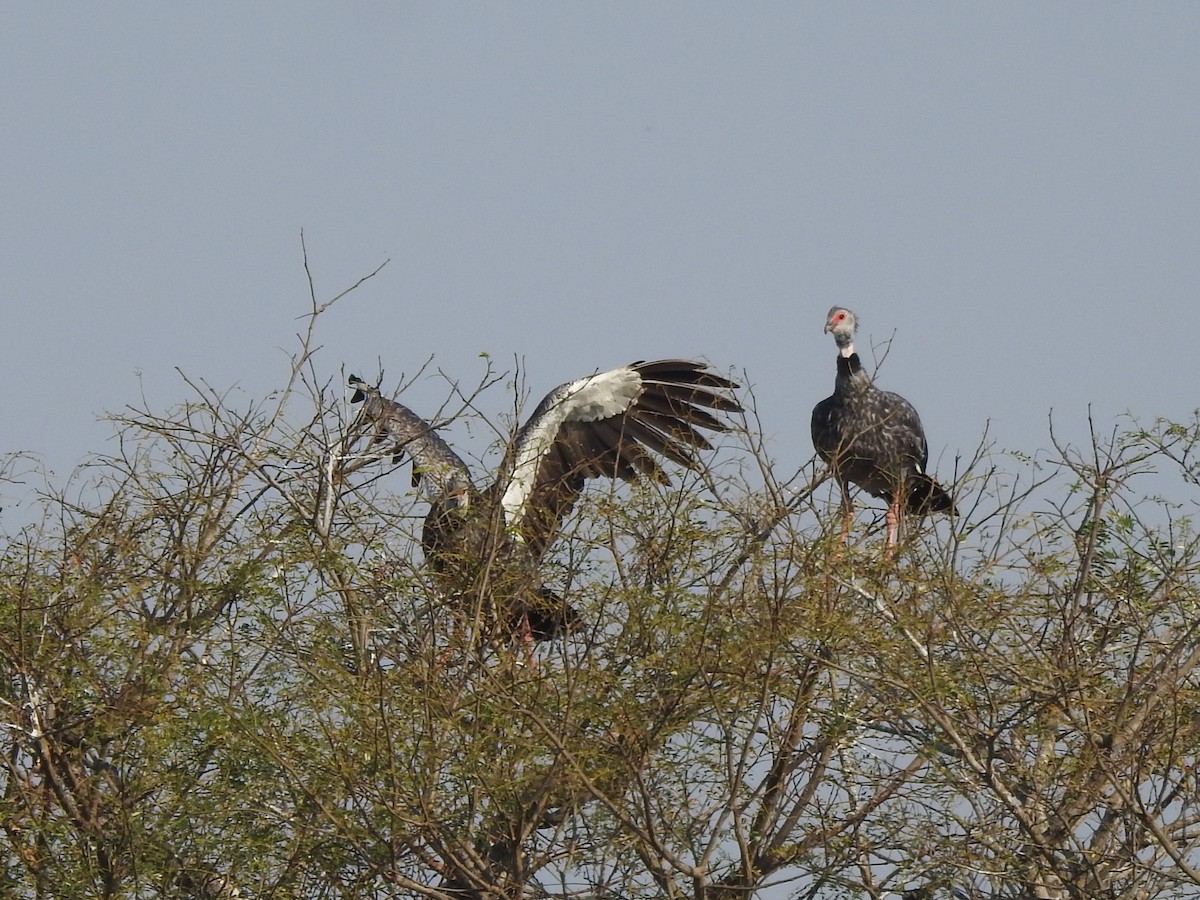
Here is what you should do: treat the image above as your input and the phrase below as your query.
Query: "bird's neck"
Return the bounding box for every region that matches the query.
[835,353,872,392]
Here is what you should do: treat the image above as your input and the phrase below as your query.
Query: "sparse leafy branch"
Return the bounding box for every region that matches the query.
[3,259,1200,898]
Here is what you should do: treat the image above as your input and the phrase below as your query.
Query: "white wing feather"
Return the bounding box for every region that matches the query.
[500,367,642,529]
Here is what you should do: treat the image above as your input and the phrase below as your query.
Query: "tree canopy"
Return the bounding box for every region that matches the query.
[4,283,1200,899]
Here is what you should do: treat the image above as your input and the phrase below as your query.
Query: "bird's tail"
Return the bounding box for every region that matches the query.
[514,587,581,642]
[906,474,956,515]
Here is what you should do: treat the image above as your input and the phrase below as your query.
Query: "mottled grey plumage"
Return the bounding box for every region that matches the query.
[811,307,954,546]
[349,360,741,641]
[348,376,472,502]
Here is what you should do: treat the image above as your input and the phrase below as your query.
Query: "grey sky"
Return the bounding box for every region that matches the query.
[3,5,1198,509]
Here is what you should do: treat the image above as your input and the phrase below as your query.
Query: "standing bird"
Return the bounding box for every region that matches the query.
[348,360,742,644]
[811,307,955,547]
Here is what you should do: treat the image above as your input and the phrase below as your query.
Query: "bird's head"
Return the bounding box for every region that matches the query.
[348,374,372,404]
[445,482,471,511]
[824,307,858,356]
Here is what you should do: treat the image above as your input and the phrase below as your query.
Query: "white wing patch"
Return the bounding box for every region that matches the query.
[500,366,643,530]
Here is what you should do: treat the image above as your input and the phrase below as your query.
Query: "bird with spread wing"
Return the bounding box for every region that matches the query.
[347,360,742,644]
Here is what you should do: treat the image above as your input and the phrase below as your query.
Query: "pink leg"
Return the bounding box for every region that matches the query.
[840,487,854,545]
[518,611,539,670]
[885,496,901,549]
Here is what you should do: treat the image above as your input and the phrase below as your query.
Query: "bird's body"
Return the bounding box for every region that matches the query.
[350,360,741,642]
[811,307,954,546]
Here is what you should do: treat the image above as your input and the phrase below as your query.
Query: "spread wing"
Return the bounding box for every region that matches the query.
[497,360,742,557]
[348,375,473,501]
